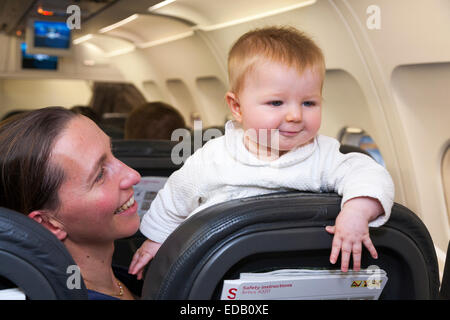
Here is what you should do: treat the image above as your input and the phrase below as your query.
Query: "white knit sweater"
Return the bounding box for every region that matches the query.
[140,121,395,243]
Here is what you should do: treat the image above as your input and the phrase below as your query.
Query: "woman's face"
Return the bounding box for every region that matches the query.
[50,116,141,245]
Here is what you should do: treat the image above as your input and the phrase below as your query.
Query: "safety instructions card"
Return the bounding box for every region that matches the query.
[221,267,388,300]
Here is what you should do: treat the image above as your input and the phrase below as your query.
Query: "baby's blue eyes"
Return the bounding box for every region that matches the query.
[267,100,317,107]
[269,100,283,107]
[302,101,316,107]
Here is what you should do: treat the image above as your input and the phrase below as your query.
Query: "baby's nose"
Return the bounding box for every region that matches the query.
[285,105,302,122]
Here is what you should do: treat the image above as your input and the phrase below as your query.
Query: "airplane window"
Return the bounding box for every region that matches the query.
[338,127,385,167]
[166,79,198,128]
[143,80,164,102]
[442,146,450,224]
[196,76,229,126]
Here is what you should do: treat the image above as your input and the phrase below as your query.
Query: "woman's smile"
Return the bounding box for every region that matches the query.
[115,195,137,215]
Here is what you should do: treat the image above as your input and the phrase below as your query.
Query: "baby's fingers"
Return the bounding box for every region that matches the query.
[325,225,335,234]
[129,251,152,275]
[128,251,141,274]
[340,242,352,272]
[363,236,378,259]
[329,235,342,265]
[352,242,362,271]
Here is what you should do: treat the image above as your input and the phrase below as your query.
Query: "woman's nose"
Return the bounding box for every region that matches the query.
[118,160,141,189]
[285,104,302,122]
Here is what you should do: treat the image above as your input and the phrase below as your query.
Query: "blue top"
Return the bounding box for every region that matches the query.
[87,289,120,300]
[86,265,143,300]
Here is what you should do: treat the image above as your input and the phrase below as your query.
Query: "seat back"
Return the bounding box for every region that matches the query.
[0,207,87,299]
[439,240,450,299]
[339,144,373,158]
[112,139,181,177]
[141,192,440,300]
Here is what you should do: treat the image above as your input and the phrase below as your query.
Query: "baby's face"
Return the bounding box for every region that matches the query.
[232,60,322,157]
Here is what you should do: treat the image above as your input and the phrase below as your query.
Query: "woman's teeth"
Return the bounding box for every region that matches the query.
[115,196,135,214]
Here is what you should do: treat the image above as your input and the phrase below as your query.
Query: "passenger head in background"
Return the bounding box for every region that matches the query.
[70,105,101,124]
[225,26,326,157]
[0,107,141,299]
[125,102,186,140]
[89,82,147,116]
[0,109,29,121]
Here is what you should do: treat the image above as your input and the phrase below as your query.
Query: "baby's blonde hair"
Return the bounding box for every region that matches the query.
[228,26,325,94]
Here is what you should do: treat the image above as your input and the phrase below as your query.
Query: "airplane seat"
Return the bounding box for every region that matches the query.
[141,192,440,300]
[439,240,450,299]
[0,207,88,299]
[339,144,374,159]
[112,139,181,177]
[100,124,125,139]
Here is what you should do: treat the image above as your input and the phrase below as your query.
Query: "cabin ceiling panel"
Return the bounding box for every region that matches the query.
[150,0,316,29]
[80,34,134,55]
[346,0,450,72]
[102,14,192,44]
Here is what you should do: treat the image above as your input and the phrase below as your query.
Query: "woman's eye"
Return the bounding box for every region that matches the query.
[269,100,283,106]
[302,101,316,107]
[94,167,105,183]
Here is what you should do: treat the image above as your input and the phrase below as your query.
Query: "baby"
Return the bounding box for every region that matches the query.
[129,26,394,278]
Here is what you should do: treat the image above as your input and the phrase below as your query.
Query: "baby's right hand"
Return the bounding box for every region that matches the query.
[128,239,162,280]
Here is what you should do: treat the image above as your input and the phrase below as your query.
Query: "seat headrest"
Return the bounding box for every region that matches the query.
[339,144,373,158]
[112,139,179,158]
[0,207,87,299]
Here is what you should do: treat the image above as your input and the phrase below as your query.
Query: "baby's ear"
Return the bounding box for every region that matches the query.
[225,92,242,123]
[28,210,67,241]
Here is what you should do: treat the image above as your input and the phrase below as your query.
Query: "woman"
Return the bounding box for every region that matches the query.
[0,107,141,300]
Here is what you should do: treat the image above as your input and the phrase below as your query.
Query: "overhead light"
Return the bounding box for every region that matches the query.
[148,0,177,12]
[104,46,136,58]
[99,14,139,33]
[83,60,96,66]
[137,31,194,49]
[73,34,93,45]
[196,0,316,31]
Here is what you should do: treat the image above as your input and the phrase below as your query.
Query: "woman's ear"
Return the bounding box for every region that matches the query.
[225,92,242,123]
[28,210,67,241]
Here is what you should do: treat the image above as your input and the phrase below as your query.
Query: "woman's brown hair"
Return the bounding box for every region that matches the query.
[0,107,78,215]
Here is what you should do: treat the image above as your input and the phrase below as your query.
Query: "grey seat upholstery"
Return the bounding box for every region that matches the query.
[0,207,87,299]
[112,139,182,177]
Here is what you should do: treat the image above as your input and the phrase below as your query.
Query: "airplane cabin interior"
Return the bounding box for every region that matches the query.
[0,0,449,301]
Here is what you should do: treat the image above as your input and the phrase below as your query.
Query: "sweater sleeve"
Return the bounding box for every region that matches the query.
[318,136,395,227]
[139,152,203,243]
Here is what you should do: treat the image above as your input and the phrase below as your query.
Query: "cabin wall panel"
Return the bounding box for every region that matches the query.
[0,79,91,118]
[320,69,375,139]
[331,0,450,265]
[112,35,227,127]
[195,76,229,127]
[391,63,450,251]
[346,0,450,71]
[166,78,197,125]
